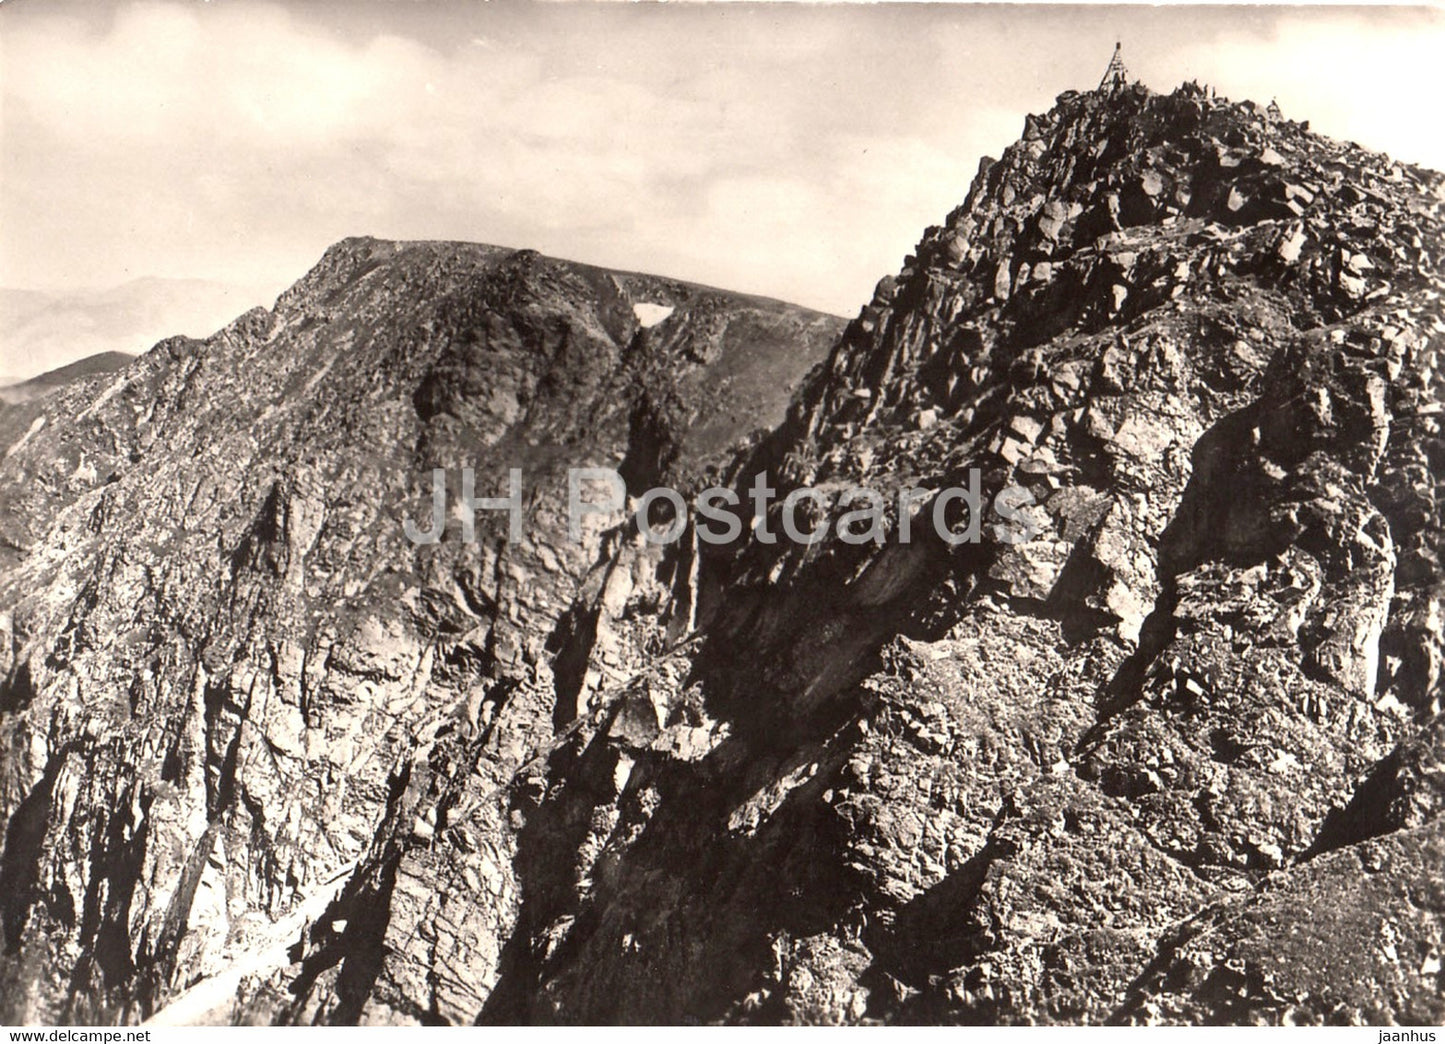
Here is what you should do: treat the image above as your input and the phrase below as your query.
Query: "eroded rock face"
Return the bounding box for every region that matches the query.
[1,80,1443,1026]
[0,240,842,1024]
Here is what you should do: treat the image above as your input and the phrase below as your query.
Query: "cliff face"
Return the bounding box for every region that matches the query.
[1,80,1442,1027]
[0,240,843,1024]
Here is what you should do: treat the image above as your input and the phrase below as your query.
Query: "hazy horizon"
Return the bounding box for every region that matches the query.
[2,1,1443,360]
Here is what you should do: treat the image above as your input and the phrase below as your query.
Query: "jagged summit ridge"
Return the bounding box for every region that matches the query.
[0,239,844,1024]
[693,78,1444,1022]
[798,78,1442,435]
[0,78,1441,1028]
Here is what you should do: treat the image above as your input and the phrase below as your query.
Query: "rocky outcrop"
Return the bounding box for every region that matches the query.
[0,79,1442,1026]
[0,240,841,1024]
[0,353,136,407]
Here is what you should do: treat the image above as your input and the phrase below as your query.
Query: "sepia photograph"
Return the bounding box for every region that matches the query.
[0,0,1442,1029]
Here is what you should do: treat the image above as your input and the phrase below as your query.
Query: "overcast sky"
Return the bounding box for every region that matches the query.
[2,1,1443,317]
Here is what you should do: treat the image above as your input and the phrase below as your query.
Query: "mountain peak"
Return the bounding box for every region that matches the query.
[789,77,1442,444]
[2,67,1443,1028]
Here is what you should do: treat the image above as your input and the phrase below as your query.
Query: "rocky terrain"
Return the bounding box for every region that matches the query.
[0,353,136,407]
[1,78,1442,1026]
[0,279,270,386]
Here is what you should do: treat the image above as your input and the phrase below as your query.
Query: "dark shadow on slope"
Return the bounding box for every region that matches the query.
[1076,403,1278,752]
[477,518,994,1023]
[1302,712,1445,860]
[0,746,67,957]
[476,702,626,1024]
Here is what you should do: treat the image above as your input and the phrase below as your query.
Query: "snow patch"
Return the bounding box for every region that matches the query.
[632,302,675,328]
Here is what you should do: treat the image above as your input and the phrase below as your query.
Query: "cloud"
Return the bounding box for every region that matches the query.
[5,0,951,313]
[1160,8,1445,170]
[0,5,791,292]
[1,1,1442,333]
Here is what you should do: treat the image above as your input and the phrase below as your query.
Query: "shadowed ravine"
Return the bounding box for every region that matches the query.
[1,77,1443,1025]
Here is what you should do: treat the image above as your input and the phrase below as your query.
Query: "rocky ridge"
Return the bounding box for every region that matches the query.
[1,79,1443,1025]
[0,242,842,1023]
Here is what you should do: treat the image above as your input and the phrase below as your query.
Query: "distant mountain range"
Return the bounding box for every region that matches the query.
[0,277,277,384]
[0,351,135,406]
